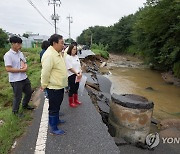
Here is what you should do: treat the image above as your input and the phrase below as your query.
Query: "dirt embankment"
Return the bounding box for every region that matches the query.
[161,71,180,86]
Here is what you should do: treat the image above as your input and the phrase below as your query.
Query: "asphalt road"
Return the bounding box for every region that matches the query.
[78,50,95,59]
[12,89,120,154]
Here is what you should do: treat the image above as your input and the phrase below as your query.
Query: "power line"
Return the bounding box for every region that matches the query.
[26,0,69,36]
[37,0,52,17]
[26,0,54,27]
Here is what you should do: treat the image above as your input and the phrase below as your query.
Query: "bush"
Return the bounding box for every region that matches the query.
[22,47,41,54]
[0,48,8,62]
[90,43,109,59]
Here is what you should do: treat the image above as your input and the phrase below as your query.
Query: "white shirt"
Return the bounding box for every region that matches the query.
[65,54,81,77]
[4,49,27,82]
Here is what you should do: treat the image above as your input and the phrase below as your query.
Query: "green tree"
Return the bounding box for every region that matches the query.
[109,14,136,53]
[132,0,180,70]
[77,26,111,47]
[77,15,136,53]
[77,28,92,46]
[0,28,8,48]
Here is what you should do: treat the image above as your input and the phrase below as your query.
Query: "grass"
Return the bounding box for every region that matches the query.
[0,47,41,153]
[0,108,32,153]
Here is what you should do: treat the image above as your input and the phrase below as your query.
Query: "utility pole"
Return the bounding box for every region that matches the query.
[67,14,73,40]
[48,0,61,34]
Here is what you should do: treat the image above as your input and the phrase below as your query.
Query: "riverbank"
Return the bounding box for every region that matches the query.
[161,71,180,86]
[107,53,146,68]
[108,53,180,86]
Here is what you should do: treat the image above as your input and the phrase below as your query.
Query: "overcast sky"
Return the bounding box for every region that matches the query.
[0,0,146,40]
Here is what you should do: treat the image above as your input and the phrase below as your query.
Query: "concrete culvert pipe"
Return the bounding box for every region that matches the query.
[108,94,154,144]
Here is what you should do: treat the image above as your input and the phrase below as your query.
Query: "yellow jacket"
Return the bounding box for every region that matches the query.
[41,46,68,89]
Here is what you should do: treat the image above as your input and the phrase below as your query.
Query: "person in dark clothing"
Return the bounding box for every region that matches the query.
[40,40,50,98]
[40,40,50,62]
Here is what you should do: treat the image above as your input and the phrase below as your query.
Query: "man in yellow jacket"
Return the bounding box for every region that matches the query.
[41,34,68,135]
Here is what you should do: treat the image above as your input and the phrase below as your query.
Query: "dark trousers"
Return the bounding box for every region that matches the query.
[46,88,64,116]
[68,74,79,97]
[10,78,32,112]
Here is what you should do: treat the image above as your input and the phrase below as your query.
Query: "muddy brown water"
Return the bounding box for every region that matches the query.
[107,67,180,120]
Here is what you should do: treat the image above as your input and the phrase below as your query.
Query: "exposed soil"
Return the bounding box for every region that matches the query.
[161,71,180,86]
[107,53,146,68]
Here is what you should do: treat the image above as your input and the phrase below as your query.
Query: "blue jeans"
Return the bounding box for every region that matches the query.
[44,88,48,98]
[46,88,64,116]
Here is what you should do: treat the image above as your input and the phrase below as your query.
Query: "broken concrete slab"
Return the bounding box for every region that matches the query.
[83,73,98,85]
[97,101,110,113]
[97,74,112,93]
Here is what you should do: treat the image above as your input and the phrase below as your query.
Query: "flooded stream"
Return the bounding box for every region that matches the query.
[107,67,180,120]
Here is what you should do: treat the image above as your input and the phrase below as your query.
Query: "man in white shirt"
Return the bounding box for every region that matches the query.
[4,36,34,116]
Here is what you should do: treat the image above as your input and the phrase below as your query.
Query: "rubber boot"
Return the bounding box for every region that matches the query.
[74,94,82,105]
[69,96,77,108]
[49,115,65,135]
